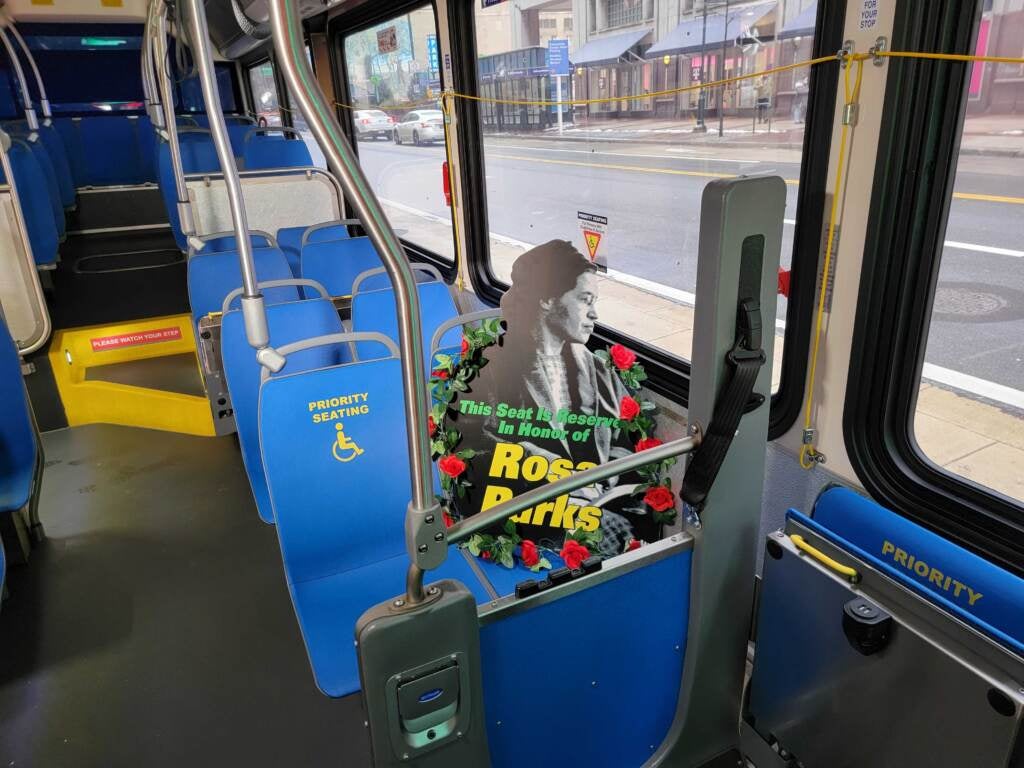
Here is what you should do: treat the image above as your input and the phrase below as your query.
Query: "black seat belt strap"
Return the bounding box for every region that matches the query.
[681,296,766,509]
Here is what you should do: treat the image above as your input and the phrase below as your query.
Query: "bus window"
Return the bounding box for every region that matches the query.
[15,26,145,114]
[341,5,455,264]
[913,2,1024,505]
[248,60,282,127]
[472,1,824,391]
[284,45,327,168]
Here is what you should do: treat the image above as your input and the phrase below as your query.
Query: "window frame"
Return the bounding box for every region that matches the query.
[328,0,459,281]
[846,0,1024,576]
[451,0,847,432]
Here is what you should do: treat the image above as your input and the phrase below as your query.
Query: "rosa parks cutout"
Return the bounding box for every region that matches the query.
[443,240,660,558]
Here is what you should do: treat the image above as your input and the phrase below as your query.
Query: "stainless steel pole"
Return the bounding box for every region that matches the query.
[182,0,273,357]
[267,0,437,604]
[153,2,192,235]
[0,26,38,131]
[4,22,50,121]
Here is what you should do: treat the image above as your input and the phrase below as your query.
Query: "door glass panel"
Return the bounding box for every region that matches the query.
[248,61,282,127]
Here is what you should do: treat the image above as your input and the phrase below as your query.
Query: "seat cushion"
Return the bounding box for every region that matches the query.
[291,550,493,697]
[807,486,1024,655]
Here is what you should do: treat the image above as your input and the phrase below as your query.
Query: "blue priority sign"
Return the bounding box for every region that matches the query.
[547,38,570,77]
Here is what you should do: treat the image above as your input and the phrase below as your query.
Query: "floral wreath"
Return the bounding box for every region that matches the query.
[429,320,679,573]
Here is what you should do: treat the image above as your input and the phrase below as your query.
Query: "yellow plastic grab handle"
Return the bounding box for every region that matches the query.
[790,534,860,583]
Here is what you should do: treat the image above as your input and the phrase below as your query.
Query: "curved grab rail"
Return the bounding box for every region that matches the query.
[221,278,329,315]
[260,331,400,382]
[0,26,38,131]
[445,433,702,547]
[351,264,444,296]
[188,228,278,257]
[268,0,434,602]
[429,309,502,356]
[2,19,51,122]
[184,0,279,370]
[300,218,362,248]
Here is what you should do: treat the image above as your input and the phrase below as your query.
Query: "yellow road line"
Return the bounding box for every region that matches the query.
[489,153,1023,203]
[952,191,1024,205]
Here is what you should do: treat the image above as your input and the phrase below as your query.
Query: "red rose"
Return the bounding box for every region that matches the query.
[443,511,454,529]
[431,369,449,381]
[560,539,590,570]
[481,551,491,560]
[620,395,641,420]
[428,415,438,437]
[635,437,663,452]
[461,337,470,355]
[609,343,636,371]
[643,485,675,513]
[438,455,467,478]
[626,539,642,552]
[520,539,540,568]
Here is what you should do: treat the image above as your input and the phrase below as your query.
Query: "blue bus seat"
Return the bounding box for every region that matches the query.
[221,294,347,524]
[39,123,76,208]
[350,264,444,295]
[3,129,66,239]
[1,139,59,267]
[259,347,492,696]
[797,486,1024,656]
[242,133,312,171]
[0,318,38,519]
[187,247,298,327]
[158,132,220,251]
[277,221,355,277]
[350,281,459,363]
[300,237,382,298]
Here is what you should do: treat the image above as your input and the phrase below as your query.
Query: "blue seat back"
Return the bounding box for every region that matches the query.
[2,140,59,266]
[38,123,76,207]
[221,299,347,523]
[260,354,410,584]
[187,247,298,326]
[300,237,381,298]
[54,115,153,187]
[23,136,64,237]
[243,134,312,170]
[351,281,459,362]
[0,318,37,514]
[806,486,1024,655]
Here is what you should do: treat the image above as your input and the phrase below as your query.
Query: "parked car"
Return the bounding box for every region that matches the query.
[393,109,445,146]
[353,109,394,140]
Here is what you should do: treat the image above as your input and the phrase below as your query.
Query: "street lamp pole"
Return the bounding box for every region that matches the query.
[718,0,730,137]
[695,0,708,132]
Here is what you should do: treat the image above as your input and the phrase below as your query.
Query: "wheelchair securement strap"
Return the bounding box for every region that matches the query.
[681,296,765,509]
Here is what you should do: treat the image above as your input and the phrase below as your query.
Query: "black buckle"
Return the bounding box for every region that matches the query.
[737,296,762,352]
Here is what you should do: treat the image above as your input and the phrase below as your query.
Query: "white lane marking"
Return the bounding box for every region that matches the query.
[382,198,1024,410]
[783,221,1019,257]
[944,240,1024,258]
[922,364,1024,411]
[488,143,760,165]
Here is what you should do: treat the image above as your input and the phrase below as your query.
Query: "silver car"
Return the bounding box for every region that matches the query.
[354,109,393,140]
[393,110,445,146]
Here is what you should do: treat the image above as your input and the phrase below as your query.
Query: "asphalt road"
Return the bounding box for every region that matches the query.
[351,135,1024,398]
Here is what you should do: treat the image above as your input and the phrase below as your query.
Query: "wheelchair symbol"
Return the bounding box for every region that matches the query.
[332,423,364,463]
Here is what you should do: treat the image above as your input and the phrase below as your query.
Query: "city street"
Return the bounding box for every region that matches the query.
[350,134,1024,401]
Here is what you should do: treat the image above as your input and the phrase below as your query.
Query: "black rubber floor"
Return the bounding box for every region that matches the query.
[0,425,371,767]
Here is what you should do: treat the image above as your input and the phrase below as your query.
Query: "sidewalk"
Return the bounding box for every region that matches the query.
[487,112,1024,156]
